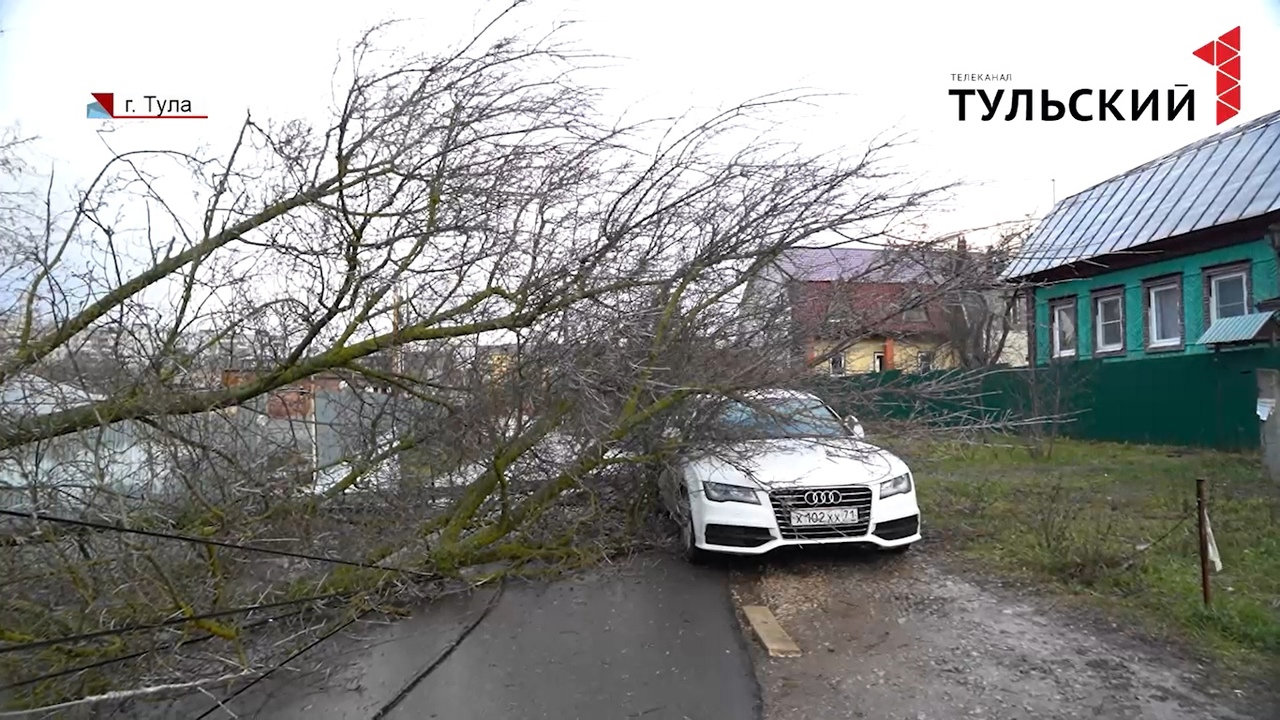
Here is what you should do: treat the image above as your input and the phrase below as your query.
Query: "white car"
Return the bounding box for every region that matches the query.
[658,389,921,561]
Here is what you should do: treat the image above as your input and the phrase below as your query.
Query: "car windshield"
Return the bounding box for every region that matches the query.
[715,397,847,440]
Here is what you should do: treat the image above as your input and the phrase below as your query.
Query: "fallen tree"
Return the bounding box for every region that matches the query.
[0,8,974,711]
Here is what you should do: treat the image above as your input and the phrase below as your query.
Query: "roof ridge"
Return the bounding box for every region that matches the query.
[1055,108,1280,206]
[786,245,881,252]
[1004,106,1280,280]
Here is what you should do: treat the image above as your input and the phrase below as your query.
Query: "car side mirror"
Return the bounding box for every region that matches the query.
[845,415,866,439]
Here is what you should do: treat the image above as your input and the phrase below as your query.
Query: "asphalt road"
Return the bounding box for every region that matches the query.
[119,554,759,720]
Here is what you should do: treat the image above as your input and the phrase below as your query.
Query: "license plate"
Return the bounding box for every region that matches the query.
[790,507,858,526]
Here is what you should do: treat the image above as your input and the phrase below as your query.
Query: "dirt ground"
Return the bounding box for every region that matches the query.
[729,545,1279,720]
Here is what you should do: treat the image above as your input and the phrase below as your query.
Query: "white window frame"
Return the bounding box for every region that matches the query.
[917,351,934,372]
[829,352,845,376]
[1051,300,1076,358]
[1147,282,1182,347]
[1094,294,1124,353]
[871,352,885,373]
[1209,270,1249,325]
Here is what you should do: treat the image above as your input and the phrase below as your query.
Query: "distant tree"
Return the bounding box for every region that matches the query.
[924,221,1034,370]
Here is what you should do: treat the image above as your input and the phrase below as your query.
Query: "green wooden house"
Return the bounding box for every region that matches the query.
[1004,109,1280,364]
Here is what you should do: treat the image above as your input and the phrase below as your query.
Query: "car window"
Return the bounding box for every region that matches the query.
[716,397,846,439]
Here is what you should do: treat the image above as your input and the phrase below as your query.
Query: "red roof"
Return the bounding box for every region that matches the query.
[789,280,949,338]
[777,247,938,283]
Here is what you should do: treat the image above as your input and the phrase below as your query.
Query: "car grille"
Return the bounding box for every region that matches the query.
[769,485,872,540]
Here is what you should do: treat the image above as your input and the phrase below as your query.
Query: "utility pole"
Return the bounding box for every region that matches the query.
[312,389,320,487]
[392,283,404,376]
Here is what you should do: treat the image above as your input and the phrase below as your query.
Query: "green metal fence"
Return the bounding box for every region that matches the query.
[809,348,1280,451]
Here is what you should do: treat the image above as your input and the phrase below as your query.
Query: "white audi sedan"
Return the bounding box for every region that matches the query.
[658,389,921,561]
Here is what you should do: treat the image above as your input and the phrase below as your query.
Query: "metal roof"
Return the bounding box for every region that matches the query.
[1195,311,1278,345]
[1004,109,1280,280]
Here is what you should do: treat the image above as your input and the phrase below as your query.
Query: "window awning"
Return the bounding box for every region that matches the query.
[1195,311,1280,345]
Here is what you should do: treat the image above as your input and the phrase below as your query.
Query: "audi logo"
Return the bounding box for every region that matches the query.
[804,489,842,505]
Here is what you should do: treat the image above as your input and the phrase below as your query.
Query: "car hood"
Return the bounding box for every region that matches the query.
[686,437,908,490]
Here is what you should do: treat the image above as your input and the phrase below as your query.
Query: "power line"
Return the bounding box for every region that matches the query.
[0,589,359,656]
[0,508,435,578]
[370,579,504,719]
[194,607,373,719]
[0,608,306,693]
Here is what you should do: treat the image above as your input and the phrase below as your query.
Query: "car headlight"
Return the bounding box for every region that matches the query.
[702,481,761,504]
[879,473,913,499]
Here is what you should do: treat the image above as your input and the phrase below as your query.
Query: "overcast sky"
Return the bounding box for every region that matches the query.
[1,0,1279,241]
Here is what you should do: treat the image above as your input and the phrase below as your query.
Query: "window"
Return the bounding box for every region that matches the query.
[829,352,845,376]
[917,351,934,373]
[1146,280,1182,348]
[1050,298,1077,358]
[1093,292,1124,354]
[1209,271,1248,324]
[871,352,885,373]
[902,307,928,322]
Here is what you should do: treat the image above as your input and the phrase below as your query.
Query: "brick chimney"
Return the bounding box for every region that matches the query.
[956,234,967,252]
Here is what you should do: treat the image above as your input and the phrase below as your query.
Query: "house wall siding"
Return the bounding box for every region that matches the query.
[845,339,886,372]
[810,337,955,374]
[1032,237,1278,364]
[1000,328,1030,367]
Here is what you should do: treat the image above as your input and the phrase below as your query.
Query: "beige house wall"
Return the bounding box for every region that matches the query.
[810,337,957,375]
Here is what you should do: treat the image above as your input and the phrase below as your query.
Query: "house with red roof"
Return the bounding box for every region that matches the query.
[742,235,1030,375]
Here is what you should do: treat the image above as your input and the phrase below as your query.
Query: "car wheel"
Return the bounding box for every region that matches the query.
[676,486,710,564]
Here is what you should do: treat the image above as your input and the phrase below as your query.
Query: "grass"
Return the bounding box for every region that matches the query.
[900,436,1280,668]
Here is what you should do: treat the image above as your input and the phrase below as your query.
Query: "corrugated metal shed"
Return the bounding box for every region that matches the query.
[1195,311,1280,345]
[1004,109,1280,280]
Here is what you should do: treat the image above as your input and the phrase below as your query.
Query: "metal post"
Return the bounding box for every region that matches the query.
[392,283,404,376]
[1196,477,1212,607]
